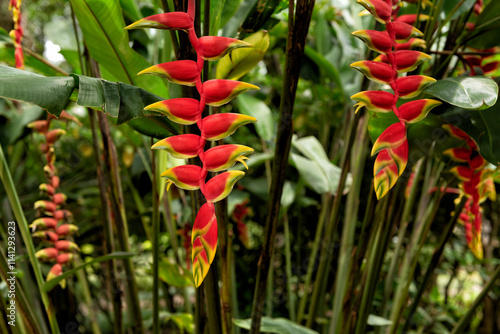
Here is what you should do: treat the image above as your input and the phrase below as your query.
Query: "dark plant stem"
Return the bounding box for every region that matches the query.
[152,144,160,334]
[402,197,467,332]
[249,1,315,332]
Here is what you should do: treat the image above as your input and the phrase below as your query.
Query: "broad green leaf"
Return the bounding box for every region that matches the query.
[290,153,330,194]
[367,315,393,326]
[367,109,399,144]
[233,317,319,334]
[441,0,476,21]
[210,0,227,36]
[42,252,135,292]
[304,46,343,96]
[0,105,44,146]
[236,94,274,141]
[281,181,295,209]
[119,0,142,23]
[466,0,500,49]
[220,0,242,34]
[161,312,194,333]
[60,49,83,74]
[424,77,498,110]
[240,0,281,35]
[69,0,168,98]
[158,259,193,287]
[216,30,269,80]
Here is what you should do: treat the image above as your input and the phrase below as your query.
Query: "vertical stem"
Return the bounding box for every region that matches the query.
[283,213,296,321]
[249,1,315,332]
[0,144,60,333]
[152,144,160,334]
[217,199,234,334]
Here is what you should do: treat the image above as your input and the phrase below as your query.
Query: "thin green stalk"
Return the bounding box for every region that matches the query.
[402,197,467,332]
[249,1,315,332]
[152,146,160,334]
[0,144,60,333]
[265,250,275,317]
[73,255,102,334]
[451,264,500,334]
[329,115,369,334]
[284,213,296,321]
[204,263,223,334]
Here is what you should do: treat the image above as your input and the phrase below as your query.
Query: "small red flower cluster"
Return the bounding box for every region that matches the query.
[29,112,79,285]
[8,0,24,69]
[126,0,258,287]
[351,0,441,199]
[444,124,496,260]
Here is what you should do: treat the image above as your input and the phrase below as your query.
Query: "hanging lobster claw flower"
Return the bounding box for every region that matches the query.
[30,217,58,230]
[394,14,430,25]
[55,224,79,236]
[51,176,60,189]
[394,75,436,99]
[449,166,472,181]
[373,151,400,199]
[139,60,200,86]
[55,240,80,252]
[202,145,254,171]
[39,183,55,196]
[356,0,392,23]
[161,165,204,191]
[470,154,487,170]
[386,22,423,42]
[203,171,245,203]
[28,120,48,133]
[200,113,257,141]
[351,30,392,54]
[53,193,67,205]
[144,98,201,125]
[36,247,58,261]
[202,80,259,106]
[376,51,432,73]
[32,231,59,243]
[125,12,194,31]
[46,264,63,281]
[350,61,396,84]
[442,124,470,141]
[197,36,252,61]
[398,99,441,123]
[152,134,205,159]
[388,140,409,176]
[191,202,217,287]
[351,91,396,113]
[395,38,426,50]
[54,209,73,221]
[371,122,407,155]
[57,253,74,265]
[45,129,66,145]
[443,148,471,162]
[34,200,57,213]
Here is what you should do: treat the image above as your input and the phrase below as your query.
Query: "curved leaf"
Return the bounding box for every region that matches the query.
[424,77,498,110]
[466,0,500,49]
[233,317,319,334]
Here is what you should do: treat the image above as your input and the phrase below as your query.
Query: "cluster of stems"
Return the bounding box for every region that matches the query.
[351,0,441,199]
[126,0,258,287]
[29,113,79,284]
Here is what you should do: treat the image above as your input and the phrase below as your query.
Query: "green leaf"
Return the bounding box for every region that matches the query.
[304,46,343,97]
[210,0,227,36]
[441,0,476,21]
[233,317,319,334]
[424,77,498,110]
[216,30,269,80]
[367,314,393,326]
[0,44,64,77]
[158,259,193,287]
[290,153,330,194]
[240,0,281,35]
[367,109,399,144]
[69,0,168,98]
[466,0,500,49]
[161,312,194,333]
[236,94,274,141]
[42,252,135,292]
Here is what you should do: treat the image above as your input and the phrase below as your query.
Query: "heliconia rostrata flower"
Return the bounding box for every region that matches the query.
[8,0,24,69]
[29,112,79,286]
[443,125,496,260]
[126,0,258,287]
[351,0,440,199]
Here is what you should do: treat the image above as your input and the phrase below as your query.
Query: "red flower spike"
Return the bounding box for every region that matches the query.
[53,193,67,205]
[34,200,57,213]
[394,75,436,99]
[45,129,66,145]
[191,202,218,287]
[351,91,396,113]
[125,12,194,31]
[376,51,432,73]
[350,61,396,84]
[395,38,426,50]
[138,60,200,86]
[39,183,55,196]
[55,224,79,236]
[394,14,430,25]
[161,165,204,191]
[371,122,407,156]
[470,154,486,170]
[54,209,73,221]
[449,166,472,181]
[386,22,423,42]
[387,140,409,176]
[351,30,392,54]
[30,217,58,230]
[36,247,58,261]
[52,176,60,189]
[202,145,254,171]
[200,113,257,141]
[443,148,471,162]
[28,120,48,133]
[203,171,245,203]
[398,99,441,123]
[144,98,201,125]
[57,253,74,265]
[32,231,59,243]
[46,264,63,281]
[202,80,260,106]
[356,0,392,23]
[152,134,205,159]
[197,36,252,61]
[55,240,80,252]
[442,124,470,141]
[373,152,400,199]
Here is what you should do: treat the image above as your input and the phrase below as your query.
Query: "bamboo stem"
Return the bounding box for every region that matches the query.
[152,145,160,334]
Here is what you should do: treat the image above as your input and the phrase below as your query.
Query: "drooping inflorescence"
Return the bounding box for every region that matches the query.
[29,112,80,286]
[351,0,441,199]
[9,0,24,69]
[126,0,258,287]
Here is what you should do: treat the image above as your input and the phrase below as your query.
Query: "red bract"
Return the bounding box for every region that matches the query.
[130,0,259,286]
[8,0,23,69]
[352,0,440,199]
